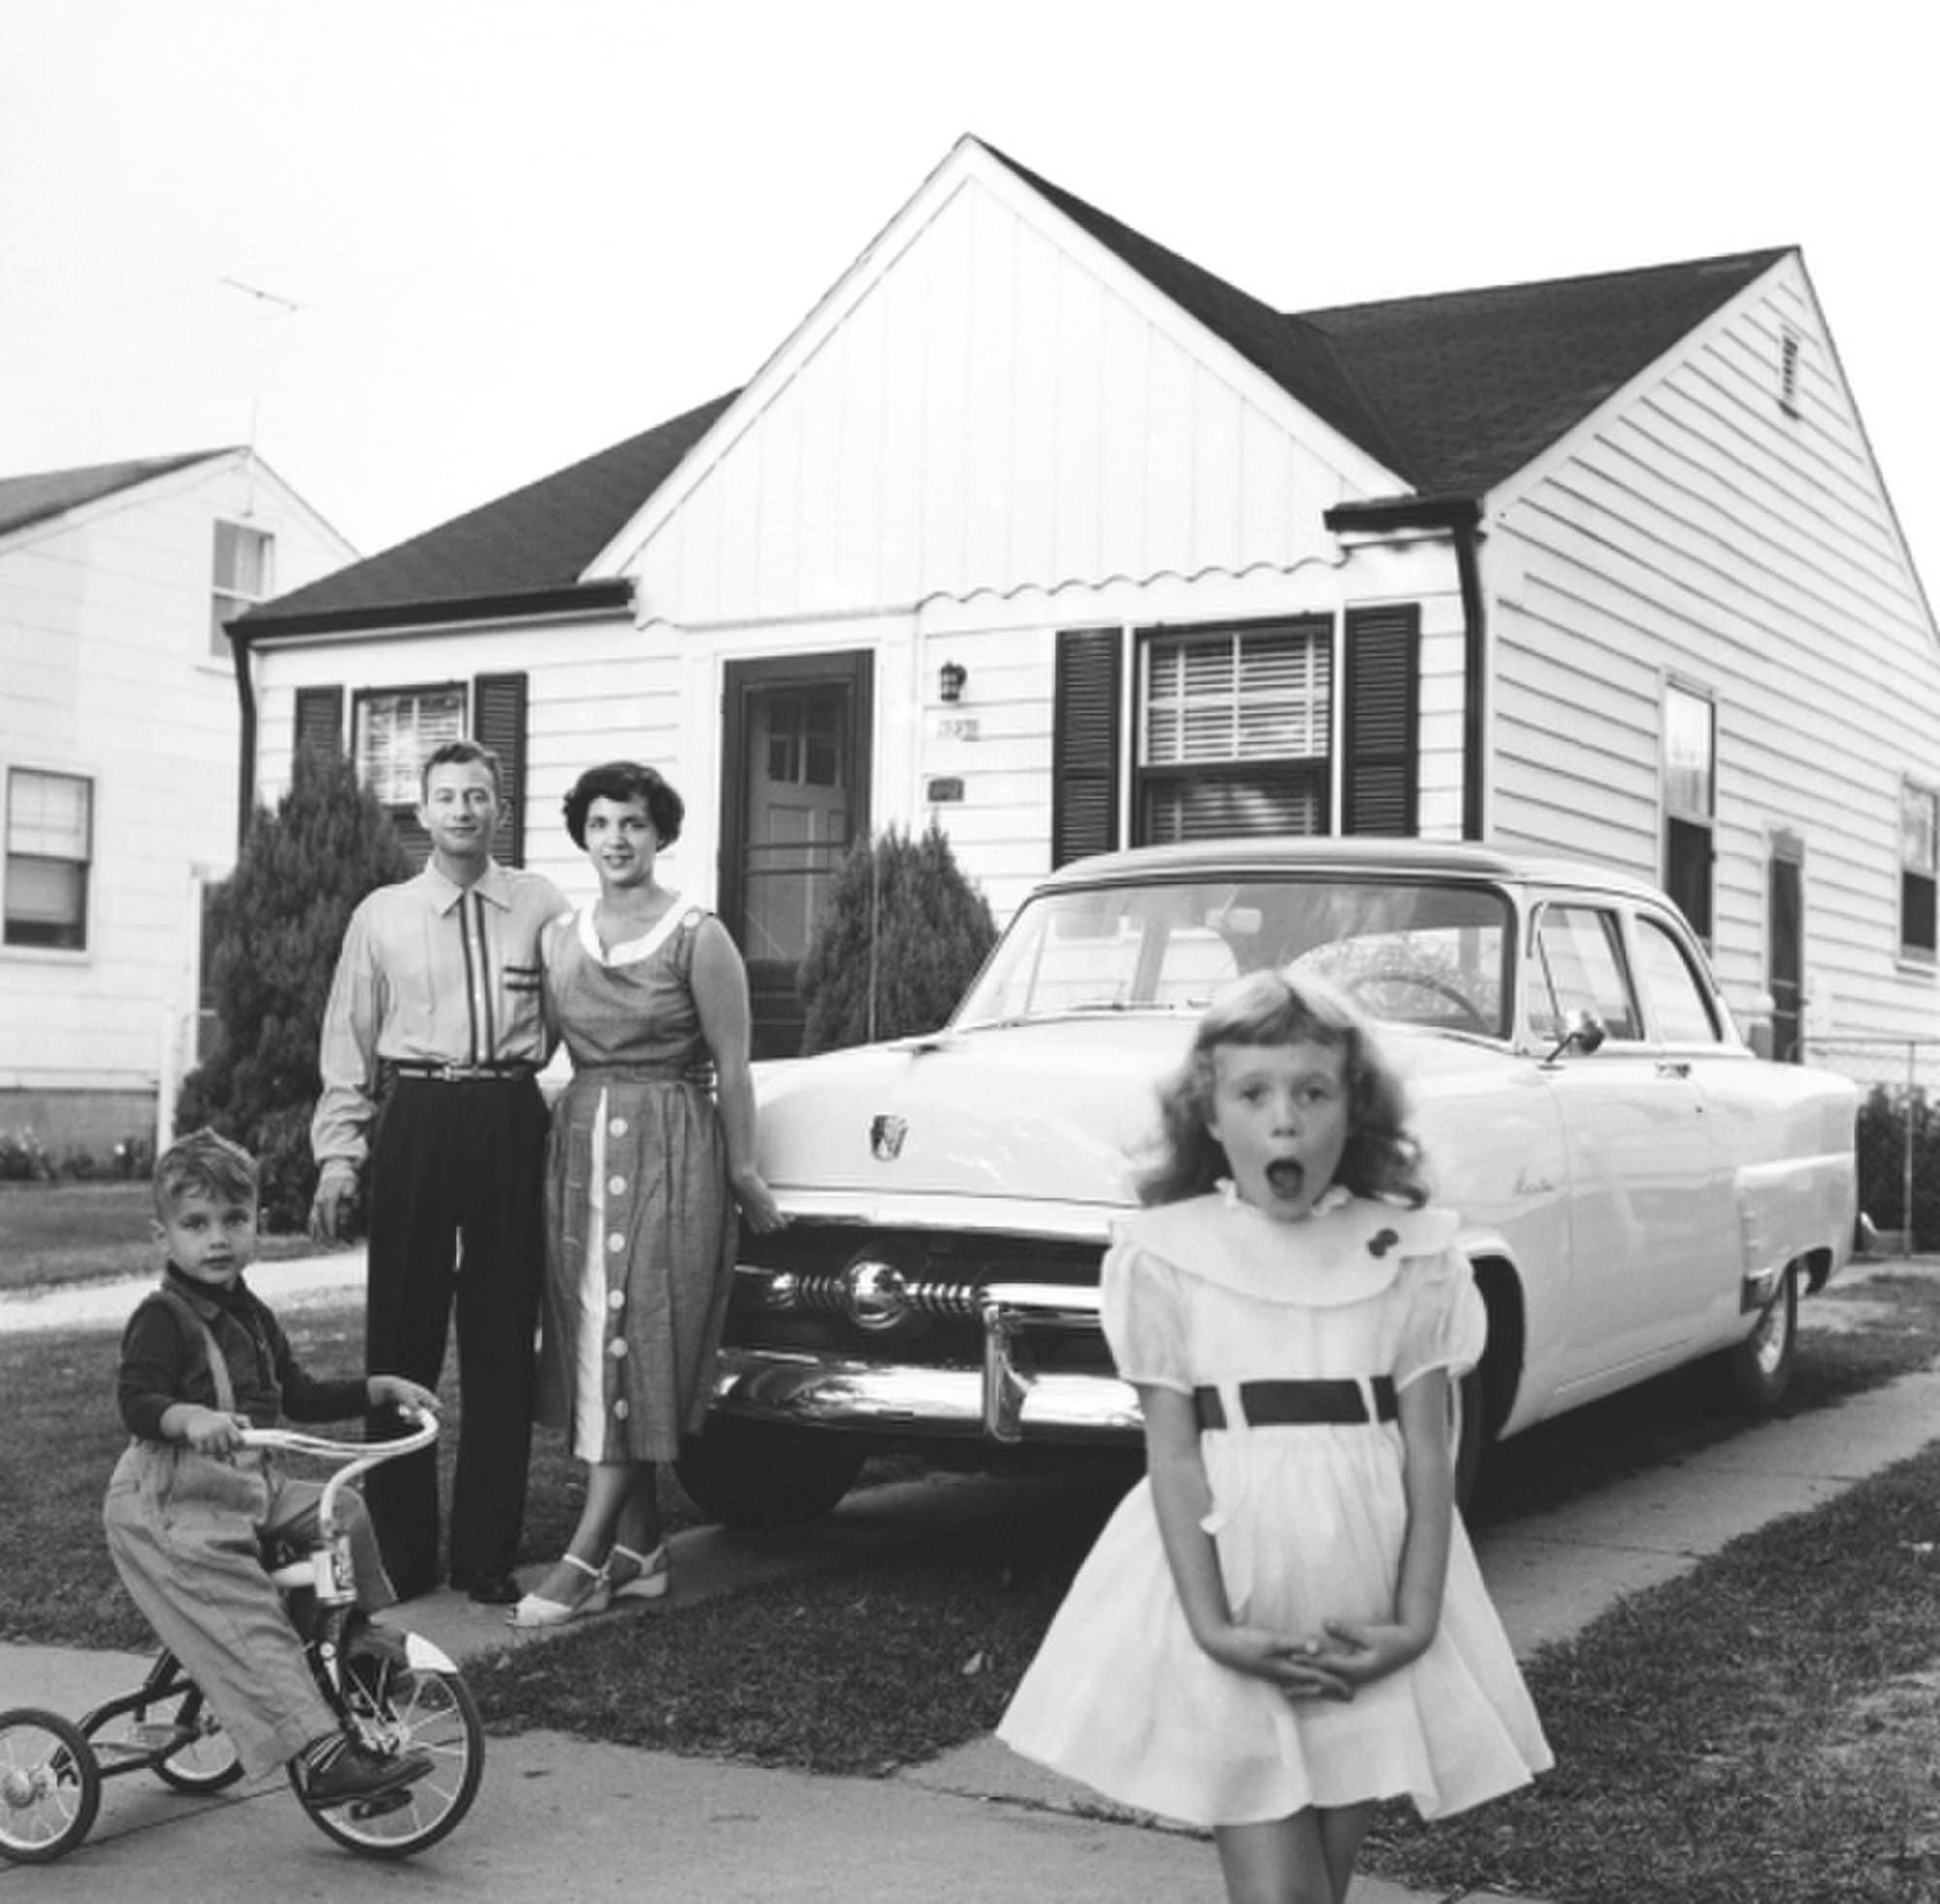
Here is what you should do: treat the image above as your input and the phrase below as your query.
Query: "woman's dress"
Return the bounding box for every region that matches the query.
[997,1190,1552,1826]
[536,902,735,1464]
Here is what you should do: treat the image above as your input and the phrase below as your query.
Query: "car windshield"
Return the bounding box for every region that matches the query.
[954,876,1514,1038]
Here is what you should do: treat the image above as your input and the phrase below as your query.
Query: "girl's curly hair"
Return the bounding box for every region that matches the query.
[1135,967,1429,1209]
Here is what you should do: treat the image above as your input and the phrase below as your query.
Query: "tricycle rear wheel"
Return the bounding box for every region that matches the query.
[0,1709,100,1864]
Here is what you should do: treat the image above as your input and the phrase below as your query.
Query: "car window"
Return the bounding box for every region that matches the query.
[954,877,1511,1033]
[1633,915,1726,1045]
[1530,905,1640,1042]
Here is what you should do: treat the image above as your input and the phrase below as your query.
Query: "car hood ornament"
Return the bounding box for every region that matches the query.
[870,1113,908,1162]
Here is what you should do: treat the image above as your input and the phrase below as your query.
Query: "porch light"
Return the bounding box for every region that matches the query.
[938,661,968,703]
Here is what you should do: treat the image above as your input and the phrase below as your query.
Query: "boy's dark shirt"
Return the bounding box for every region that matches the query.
[116,1262,367,1441]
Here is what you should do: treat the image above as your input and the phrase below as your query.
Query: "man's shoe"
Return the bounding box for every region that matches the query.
[459,1569,521,1606]
[298,1734,433,1808]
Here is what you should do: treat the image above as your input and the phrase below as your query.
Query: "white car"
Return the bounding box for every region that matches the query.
[676,841,1859,1526]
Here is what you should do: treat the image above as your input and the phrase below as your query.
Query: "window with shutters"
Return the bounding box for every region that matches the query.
[345,675,531,868]
[1135,617,1331,845]
[354,684,467,806]
[1342,605,1419,835]
[1662,683,1715,942]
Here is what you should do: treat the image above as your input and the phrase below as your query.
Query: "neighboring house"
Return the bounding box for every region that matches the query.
[0,449,356,1155]
[236,135,1940,1064]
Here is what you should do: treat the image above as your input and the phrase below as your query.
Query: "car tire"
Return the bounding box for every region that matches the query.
[1711,1261,1798,1413]
[674,1416,869,1530]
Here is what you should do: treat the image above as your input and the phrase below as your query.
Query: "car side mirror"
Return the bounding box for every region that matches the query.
[1543,1009,1607,1064]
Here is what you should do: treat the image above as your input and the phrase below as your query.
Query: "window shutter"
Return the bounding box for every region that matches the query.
[293,686,345,762]
[1052,630,1122,867]
[472,671,530,866]
[1342,606,1419,836]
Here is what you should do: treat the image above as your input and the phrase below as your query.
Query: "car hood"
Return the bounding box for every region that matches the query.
[753,1017,1505,1211]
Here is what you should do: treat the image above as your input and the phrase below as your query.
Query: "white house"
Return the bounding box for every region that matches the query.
[0,448,356,1156]
[235,135,1940,1066]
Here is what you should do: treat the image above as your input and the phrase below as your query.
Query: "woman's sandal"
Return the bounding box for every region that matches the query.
[606,1541,671,1602]
[506,1552,611,1628]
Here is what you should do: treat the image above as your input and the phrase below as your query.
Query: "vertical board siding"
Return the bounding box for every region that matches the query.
[635,177,1353,624]
[1492,263,1940,1037]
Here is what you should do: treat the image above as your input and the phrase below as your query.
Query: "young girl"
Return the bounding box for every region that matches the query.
[997,969,1550,1904]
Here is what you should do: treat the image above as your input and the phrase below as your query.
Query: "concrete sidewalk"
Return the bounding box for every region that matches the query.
[6,1257,1938,1899]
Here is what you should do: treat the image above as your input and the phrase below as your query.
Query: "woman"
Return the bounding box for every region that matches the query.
[511,761,784,1627]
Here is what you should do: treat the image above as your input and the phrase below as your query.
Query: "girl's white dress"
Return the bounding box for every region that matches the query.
[997,1188,1552,1826]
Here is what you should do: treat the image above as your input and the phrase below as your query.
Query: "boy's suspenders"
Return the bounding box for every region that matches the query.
[154,1283,240,1416]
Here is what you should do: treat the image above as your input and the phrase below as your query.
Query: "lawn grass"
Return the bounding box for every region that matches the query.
[0,1304,658,1650]
[1361,1444,1940,1903]
[7,1242,1940,1902]
[0,1180,322,1293]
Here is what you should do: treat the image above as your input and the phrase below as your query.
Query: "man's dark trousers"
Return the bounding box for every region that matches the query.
[362,1074,549,1597]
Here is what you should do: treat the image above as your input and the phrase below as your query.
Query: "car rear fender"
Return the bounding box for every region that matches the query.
[1735,1152,1857,1304]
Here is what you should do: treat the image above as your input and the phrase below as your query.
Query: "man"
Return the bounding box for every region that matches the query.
[311,739,565,1603]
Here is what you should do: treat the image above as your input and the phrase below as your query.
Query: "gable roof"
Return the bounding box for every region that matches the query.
[239,393,735,636]
[981,141,1786,499]
[237,141,1793,638]
[1300,248,1790,497]
[0,449,234,539]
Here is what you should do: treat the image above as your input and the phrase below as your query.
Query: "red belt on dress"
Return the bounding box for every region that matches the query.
[1194,1377,1398,1430]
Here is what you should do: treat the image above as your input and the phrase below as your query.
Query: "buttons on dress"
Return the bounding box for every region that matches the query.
[607,1233,626,1255]
[608,1117,629,1138]
[612,1398,630,1419]
[608,1338,628,1359]
[607,1289,626,1312]
[607,1175,628,1197]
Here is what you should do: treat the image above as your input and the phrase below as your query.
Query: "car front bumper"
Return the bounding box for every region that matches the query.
[706,1278,1143,1445]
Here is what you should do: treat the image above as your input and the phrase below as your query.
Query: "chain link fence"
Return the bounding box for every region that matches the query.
[1802,1039,1940,1254]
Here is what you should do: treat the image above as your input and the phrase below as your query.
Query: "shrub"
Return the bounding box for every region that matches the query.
[175,746,412,1231]
[1856,1083,1940,1251]
[797,823,997,1054]
[0,1129,53,1182]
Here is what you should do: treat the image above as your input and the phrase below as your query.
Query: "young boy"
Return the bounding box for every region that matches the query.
[103,1128,440,1806]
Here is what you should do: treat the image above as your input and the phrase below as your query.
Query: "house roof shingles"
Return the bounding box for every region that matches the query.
[237,393,735,635]
[0,449,233,539]
[235,142,1791,636]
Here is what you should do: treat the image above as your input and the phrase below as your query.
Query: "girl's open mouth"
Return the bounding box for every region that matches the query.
[1265,1159,1306,1198]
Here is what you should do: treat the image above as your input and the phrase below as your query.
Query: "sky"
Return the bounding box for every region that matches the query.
[4,1,1934,597]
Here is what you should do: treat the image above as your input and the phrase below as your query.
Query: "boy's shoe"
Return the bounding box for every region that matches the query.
[297,1732,433,1808]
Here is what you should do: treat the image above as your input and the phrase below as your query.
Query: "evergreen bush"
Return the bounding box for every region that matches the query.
[1856,1083,1940,1251]
[176,746,412,1231]
[797,822,997,1054]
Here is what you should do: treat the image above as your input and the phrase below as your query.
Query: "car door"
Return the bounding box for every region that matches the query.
[1527,896,1728,1398]
[1627,905,1762,1348]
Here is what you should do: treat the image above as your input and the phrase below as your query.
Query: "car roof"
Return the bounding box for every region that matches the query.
[1035,838,1672,905]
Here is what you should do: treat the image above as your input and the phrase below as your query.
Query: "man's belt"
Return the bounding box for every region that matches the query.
[386,1060,538,1083]
[1194,1376,1399,1430]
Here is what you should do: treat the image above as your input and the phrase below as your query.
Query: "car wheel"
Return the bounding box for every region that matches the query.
[1711,1262,1798,1413]
[674,1416,869,1529]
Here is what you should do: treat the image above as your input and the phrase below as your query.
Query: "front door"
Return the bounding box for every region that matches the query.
[720,653,872,1057]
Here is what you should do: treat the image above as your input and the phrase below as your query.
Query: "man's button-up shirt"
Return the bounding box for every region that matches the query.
[311,860,566,1175]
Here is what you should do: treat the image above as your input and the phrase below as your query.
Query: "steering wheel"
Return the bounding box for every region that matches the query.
[1345,970,1493,1033]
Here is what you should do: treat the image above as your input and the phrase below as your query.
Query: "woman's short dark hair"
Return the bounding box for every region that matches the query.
[562,761,684,849]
